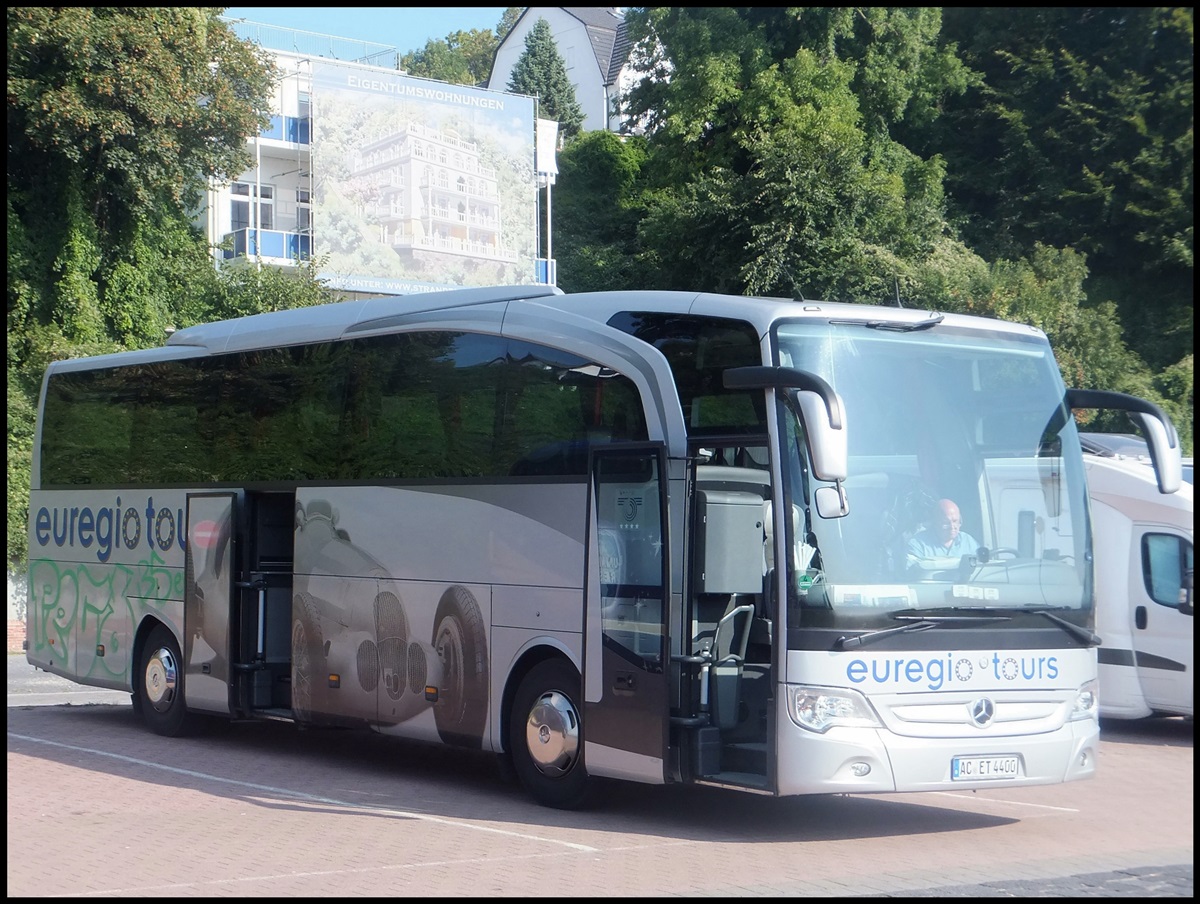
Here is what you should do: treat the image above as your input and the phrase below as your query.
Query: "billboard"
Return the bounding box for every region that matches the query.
[311,62,538,295]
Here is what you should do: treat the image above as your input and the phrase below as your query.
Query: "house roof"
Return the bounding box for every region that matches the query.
[605,18,632,85]
[515,7,630,87]
[562,8,627,86]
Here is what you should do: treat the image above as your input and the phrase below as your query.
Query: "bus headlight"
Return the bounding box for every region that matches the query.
[786,685,882,733]
[1070,679,1099,721]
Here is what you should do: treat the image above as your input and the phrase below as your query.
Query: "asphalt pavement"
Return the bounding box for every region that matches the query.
[8,653,1192,897]
[876,863,1192,897]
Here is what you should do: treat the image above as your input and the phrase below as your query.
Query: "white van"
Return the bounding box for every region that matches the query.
[1082,433,1193,719]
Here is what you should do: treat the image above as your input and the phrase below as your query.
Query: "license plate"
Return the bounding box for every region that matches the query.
[951,754,1020,780]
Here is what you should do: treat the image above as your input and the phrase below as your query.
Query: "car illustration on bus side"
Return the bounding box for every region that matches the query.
[291,499,490,747]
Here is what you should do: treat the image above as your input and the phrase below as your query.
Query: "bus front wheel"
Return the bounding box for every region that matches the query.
[508,659,592,809]
[138,624,197,737]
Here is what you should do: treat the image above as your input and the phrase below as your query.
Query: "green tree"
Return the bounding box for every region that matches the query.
[8,8,275,352]
[554,130,651,292]
[496,7,523,42]
[400,28,497,85]
[6,8,337,567]
[176,255,336,329]
[507,17,585,140]
[583,8,1188,448]
[616,8,968,299]
[932,7,1194,373]
[8,8,273,251]
[398,9,523,86]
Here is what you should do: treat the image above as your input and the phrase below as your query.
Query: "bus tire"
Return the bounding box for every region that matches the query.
[138,624,197,737]
[292,593,325,722]
[432,585,489,748]
[508,658,592,809]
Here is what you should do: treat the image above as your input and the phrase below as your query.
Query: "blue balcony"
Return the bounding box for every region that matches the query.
[223,228,311,261]
[259,115,311,144]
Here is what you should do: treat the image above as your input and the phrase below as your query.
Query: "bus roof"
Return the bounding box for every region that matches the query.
[533,289,1049,344]
[47,284,1050,371]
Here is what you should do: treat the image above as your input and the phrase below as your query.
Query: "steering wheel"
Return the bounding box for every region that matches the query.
[983,547,1020,561]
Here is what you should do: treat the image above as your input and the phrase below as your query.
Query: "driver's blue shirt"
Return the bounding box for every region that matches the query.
[907,529,980,571]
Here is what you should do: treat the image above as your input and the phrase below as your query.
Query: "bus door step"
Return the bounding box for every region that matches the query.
[723,741,767,775]
[250,667,272,708]
[251,707,296,723]
[691,725,722,776]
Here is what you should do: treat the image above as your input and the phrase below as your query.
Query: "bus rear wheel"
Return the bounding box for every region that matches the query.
[138,624,197,737]
[508,659,592,809]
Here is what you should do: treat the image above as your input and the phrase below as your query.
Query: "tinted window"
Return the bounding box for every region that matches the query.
[607,312,764,437]
[40,332,648,486]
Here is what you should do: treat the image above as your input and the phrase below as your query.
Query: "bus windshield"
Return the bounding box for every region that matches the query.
[773,319,1093,624]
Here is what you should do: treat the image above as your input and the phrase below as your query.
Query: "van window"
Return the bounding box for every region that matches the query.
[1141,533,1193,607]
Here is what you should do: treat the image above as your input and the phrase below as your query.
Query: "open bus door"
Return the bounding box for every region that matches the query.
[184,491,239,715]
[583,446,670,784]
[184,490,295,718]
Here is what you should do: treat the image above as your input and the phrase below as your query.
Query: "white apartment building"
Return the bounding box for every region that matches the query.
[207,20,552,297]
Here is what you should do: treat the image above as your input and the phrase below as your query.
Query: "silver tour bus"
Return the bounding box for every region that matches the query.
[27,284,1183,807]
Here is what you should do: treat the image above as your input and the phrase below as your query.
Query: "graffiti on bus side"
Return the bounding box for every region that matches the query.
[27,548,183,683]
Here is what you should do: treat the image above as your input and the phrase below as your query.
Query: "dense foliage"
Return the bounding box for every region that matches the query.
[399,7,521,85]
[934,8,1194,374]
[6,7,1193,568]
[7,8,340,566]
[557,7,1191,450]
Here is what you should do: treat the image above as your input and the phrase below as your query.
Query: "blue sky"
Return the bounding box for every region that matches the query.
[222,8,510,56]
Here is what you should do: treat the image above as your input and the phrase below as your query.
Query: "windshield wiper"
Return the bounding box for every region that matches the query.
[907,602,1099,643]
[827,314,945,332]
[1021,607,1102,647]
[835,614,1003,648]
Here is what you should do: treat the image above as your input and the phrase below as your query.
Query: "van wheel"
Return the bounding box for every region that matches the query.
[292,593,324,722]
[509,659,592,809]
[138,625,197,737]
[432,586,489,748]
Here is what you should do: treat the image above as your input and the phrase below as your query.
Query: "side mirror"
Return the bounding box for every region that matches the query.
[1129,410,1182,495]
[814,485,848,519]
[792,387,847,482]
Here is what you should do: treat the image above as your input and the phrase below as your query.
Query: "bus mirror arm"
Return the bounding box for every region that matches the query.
[723,366,842,428]
[721,366,848,483]
[1062,388,1182,494]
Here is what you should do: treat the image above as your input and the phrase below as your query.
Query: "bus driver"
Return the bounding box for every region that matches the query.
[906,497,980,573]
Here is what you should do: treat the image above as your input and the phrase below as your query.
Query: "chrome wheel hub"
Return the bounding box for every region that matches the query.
[144,646,179,713]
[525,689,580,777]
